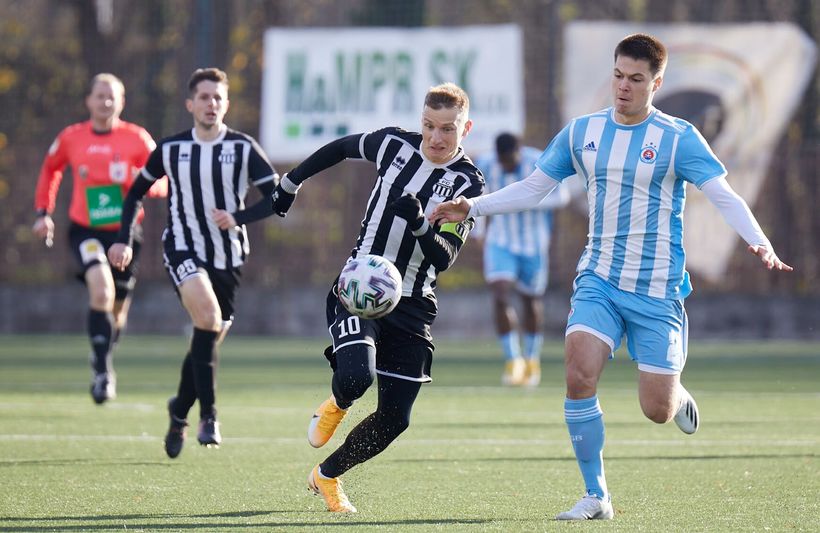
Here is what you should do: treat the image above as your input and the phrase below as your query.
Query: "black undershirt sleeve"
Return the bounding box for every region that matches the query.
[287,134,363,184]
[415,228,462,272]
[116,175,153,245]
[232,180,276,226]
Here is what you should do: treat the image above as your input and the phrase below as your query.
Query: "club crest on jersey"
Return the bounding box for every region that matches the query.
[218,150,236,164]
[391,156,407,171]
[640,144,658,164]
[431,178,454,201]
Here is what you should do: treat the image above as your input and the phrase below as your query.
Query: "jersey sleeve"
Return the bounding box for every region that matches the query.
[139,144,165,182]
[137,129,167,198]
[33,130,70,213]
[674,124,727,188]
[247,137,277,186]
[360,127,398,162]
[535,123,576,182]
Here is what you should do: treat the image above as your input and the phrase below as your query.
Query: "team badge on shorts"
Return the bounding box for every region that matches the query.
[640,144,658,164]
[79,238,107,265]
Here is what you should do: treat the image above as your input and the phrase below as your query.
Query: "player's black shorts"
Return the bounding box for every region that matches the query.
[68,222,143,300]
[162,248,241,322]
[325,281,437,382]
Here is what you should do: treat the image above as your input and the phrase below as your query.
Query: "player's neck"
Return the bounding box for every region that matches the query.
[91,117,117,133]
[195,123,225,142]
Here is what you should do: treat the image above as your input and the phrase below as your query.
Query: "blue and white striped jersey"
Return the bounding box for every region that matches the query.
[475,146,557,257]
[536,107,726,300]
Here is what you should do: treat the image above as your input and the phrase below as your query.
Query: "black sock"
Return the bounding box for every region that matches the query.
[321,375,421,477]
[88,310,114,374]
[190,328,219,420]
[172,353,197,420]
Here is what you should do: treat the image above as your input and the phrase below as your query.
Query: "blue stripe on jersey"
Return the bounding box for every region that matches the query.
[585,122,617,274]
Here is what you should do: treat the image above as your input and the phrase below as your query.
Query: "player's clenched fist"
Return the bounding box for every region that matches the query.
[389,194,425,231]
[271,173,300,217]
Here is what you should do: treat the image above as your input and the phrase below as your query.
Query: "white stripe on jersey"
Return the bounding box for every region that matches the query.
[593,128,630,281]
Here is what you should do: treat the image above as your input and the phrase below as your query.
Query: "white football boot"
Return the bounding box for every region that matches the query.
[556,494,614,520]
[674,386,699,434]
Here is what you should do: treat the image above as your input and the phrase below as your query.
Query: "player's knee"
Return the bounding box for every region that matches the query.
[88,283,114,311]
[376,410,411,438]
[640,400,675,424]
[333,344,375,400]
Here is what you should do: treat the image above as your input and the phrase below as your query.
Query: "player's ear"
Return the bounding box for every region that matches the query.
[461,119,473,139]
[185,98,194,113]
[652,75,663,93]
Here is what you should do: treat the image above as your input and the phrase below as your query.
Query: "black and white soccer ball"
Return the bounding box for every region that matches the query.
[337,254,402,319]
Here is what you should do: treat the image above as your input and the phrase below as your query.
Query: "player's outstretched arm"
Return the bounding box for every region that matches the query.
[747,244,793,272]
[430,196,471,225]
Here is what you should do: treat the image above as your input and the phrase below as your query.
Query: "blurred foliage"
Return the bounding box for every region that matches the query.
[0,0,817,296]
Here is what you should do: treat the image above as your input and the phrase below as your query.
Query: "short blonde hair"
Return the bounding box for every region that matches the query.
[424,82,470,115]
[89,73,125,98]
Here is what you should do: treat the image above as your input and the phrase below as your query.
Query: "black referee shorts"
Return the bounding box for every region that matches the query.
[68,222,143,300]
[325,282,438,383]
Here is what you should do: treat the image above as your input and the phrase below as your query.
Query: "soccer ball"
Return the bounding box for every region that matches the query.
[337,254,403,319]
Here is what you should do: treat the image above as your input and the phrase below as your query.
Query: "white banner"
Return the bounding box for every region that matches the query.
[564,22,816,282]
[260,25,523,161]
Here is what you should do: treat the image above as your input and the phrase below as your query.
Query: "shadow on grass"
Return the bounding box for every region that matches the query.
[391,452,817,463]
[0,513,492,531]
[0,458,170,467]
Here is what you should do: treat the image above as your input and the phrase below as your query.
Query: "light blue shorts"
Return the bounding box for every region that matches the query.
[483,243,548,296]
[565,272,688,374]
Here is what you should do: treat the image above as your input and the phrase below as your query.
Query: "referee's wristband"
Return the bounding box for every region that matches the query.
[35,208,48,217]
[411,218,430,237]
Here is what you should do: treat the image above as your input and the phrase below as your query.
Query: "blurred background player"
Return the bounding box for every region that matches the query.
[108,68,278,458]
[271,82,484,513]
[432,33,792,520]
[474,132,570,387]
[32,73,166,404]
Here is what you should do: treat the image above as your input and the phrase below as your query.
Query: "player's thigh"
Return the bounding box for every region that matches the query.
[621,295,688,374]
[483,243,517,284]
[565,273,625,355]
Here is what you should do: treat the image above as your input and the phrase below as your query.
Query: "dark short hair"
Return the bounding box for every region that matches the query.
[424,82,470,115]
[495,132,519,156]
[614,33,668,76]
[188,67,229,95]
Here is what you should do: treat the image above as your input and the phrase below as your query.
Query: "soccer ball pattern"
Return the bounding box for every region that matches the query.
[337,254,403,319]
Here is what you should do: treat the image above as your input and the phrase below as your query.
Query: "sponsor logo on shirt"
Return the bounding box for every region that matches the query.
[391,155,407,171]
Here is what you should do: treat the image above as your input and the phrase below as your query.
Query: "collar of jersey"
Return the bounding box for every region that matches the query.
[191,124,228,145]
[608,106,657,128]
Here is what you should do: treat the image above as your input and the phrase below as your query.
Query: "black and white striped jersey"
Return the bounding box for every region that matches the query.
[353,127,484,296]
[140,127,277,269]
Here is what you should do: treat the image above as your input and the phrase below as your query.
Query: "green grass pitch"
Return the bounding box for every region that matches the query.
[0,334,818,531]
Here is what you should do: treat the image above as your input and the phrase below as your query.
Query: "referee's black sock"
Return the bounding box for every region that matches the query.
[190,328,219,420]
[88,309,114,374]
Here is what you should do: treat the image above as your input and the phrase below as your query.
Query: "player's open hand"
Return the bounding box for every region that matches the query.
[108,243,133,272]
[389,194,425,231]
[32,214,54,247]
[211,208,237,230]
[748,244,793,272]
[430,196,471,225]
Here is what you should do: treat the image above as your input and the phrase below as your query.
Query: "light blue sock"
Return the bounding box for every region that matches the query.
[499,332,521,361]
[564,395,608,499]
[523,333,543,361]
